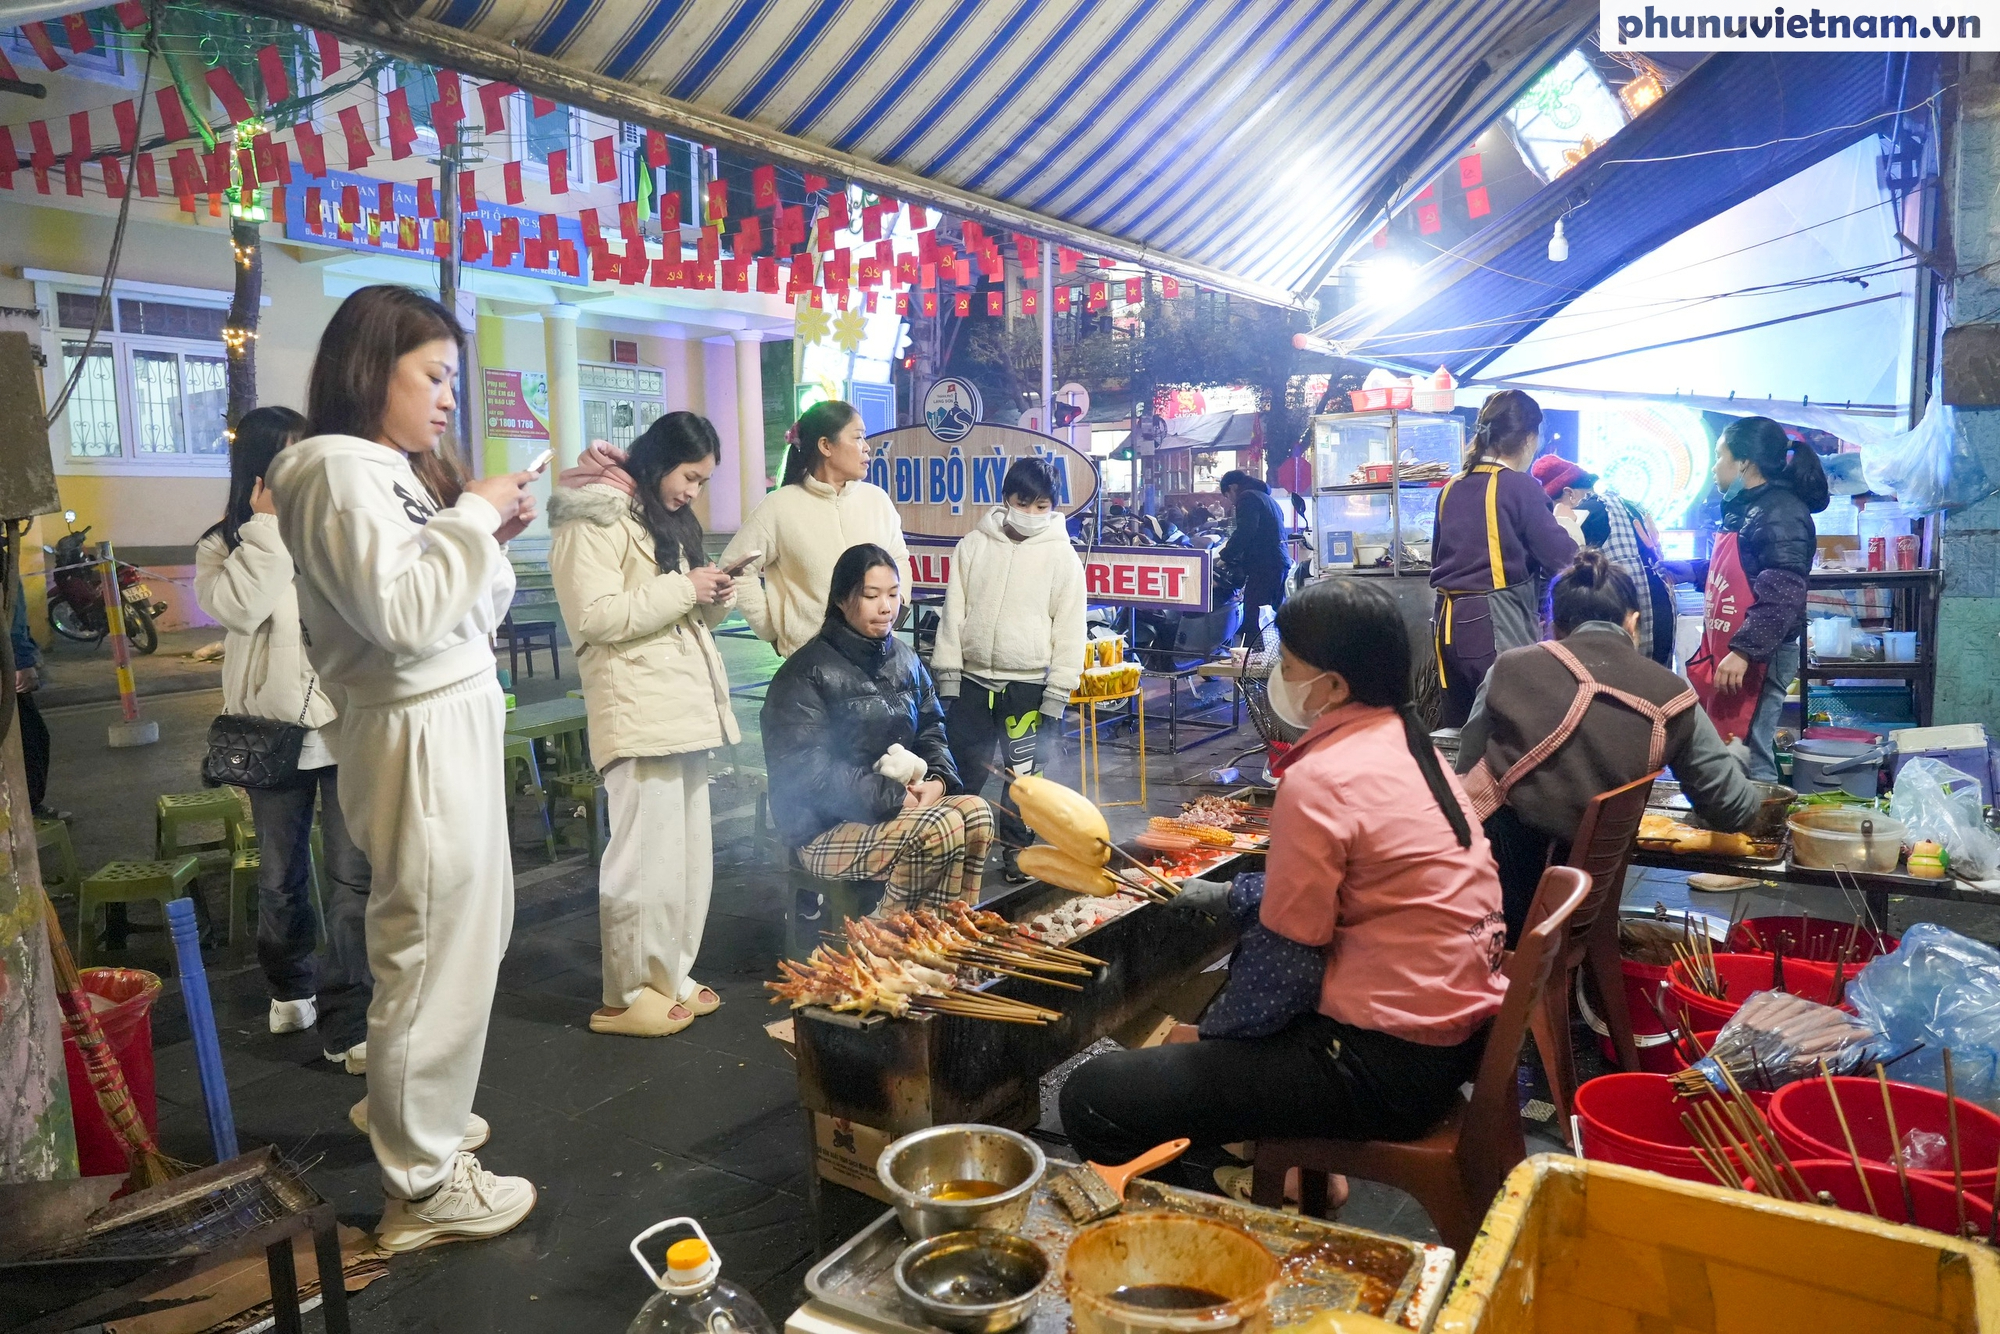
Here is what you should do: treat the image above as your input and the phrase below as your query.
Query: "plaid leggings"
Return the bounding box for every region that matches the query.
[797,796,996,914]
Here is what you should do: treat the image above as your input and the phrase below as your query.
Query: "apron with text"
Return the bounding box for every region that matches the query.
[1685,530,1767,742]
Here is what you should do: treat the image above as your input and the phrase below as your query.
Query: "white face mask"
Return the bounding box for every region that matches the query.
[1005,507,1053,535]
[1267,665,1327,729]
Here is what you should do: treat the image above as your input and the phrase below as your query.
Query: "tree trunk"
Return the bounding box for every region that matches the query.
[224,217,263,427]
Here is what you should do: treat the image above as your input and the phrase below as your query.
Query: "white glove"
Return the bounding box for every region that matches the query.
[873,744,929,786]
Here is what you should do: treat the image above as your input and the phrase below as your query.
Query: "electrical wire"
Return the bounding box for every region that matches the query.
[1587,90,1946,167]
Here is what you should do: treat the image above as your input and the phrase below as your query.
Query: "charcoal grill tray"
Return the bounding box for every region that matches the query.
[806,1171,1449,1334]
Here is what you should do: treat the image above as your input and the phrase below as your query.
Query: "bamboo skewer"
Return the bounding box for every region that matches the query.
[1820,1060,1880,1218]
[1945,1047,1968,1237]
[1099,839,1182,900]
[1680,1112,1739,1189]
[1717,1061,1810,1200]
[1878,1063,1919,1224]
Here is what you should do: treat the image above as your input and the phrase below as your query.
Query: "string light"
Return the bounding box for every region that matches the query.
[222,326,257,351]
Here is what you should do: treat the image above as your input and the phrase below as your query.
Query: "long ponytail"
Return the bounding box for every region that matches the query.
[1460,389,1543,475]
[1275,578,1472,847]
[783,399,861,488]
[1719,416,1830,513]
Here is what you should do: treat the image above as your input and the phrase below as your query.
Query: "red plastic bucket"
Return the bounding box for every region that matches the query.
[1573,1073,1737,1184]
[1741,1160,1994,1236]
[60,967,163,1177]
[1770,1077,2000,1192]
[1727,915,1898,963]
[1666,954,1840,1030]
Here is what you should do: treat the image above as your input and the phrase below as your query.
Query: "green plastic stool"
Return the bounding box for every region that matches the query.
[504,735,558,862]
[78,856,200,968]
[156,791,244,872]
[35,817,80,894]
[551,769,608,863]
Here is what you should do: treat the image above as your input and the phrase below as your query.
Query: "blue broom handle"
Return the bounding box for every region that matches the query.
[166,898,238,1161]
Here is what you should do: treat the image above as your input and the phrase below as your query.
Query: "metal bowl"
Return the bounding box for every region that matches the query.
[894,1229,1050,1334]
[877,1124,1047,1239]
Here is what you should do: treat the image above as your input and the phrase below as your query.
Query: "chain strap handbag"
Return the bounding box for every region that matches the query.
[202,674,316,790]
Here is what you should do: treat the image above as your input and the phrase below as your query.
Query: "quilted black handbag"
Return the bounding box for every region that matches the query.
[202,676,314,790]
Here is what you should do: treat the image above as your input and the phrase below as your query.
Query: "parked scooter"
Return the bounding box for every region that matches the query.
[44,511,164,654]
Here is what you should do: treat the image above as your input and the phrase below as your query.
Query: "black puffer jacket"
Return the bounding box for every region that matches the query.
[762,617,961,848]
[1721,480,1816,662]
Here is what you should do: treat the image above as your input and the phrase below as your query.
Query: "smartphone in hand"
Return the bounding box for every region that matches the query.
[526,448,555,475]
[721,549,763,577]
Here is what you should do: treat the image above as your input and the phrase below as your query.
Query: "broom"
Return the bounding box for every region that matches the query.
[41,890,189,1191]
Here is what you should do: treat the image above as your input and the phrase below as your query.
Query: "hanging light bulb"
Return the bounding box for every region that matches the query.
[1548,217,1569,263]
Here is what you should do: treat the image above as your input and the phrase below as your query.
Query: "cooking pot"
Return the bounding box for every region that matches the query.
[1790,739,1886,799]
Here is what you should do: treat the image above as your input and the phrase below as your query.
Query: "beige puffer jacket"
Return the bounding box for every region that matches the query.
[548,484,741,769]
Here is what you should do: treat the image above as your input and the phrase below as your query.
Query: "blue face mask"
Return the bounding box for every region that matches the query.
[1720,473,1746,501]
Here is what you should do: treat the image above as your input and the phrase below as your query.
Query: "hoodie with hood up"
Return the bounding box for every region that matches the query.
[931,506,1087,719]
[268,435,514,710]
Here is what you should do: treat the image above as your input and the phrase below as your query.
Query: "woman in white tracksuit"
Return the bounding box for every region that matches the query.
[548,412,740,1038]
[269,284,538,1255]
[194,405,371,1071]
[931,457,1086,878]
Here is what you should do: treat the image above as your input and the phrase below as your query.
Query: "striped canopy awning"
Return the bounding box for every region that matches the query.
[240,0,1591,305]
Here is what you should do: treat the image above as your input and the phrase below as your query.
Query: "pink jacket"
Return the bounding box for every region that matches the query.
[1259,703,1507,1046]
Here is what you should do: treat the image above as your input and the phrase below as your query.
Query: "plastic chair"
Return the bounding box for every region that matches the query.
[504,735,558,862]
[35,816,80,894]
[498,568,562,680]
[1250,865,1591,1258]
[1533,771,1662,1128]
[156,790,244,872]
[551,768,608,863]
[77,856,201,968]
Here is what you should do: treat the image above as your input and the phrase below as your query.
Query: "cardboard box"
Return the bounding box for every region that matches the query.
[813,1113,895,1202]
[1815,535,1859,569]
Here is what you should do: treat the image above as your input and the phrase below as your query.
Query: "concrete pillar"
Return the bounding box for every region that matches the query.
[1935,57,2000,725]
[542,303,584,471]
[734,330,768,511]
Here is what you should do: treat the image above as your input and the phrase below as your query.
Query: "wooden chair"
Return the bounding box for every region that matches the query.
[1532,771,1662,1128]
[497,568,562,680]
[1250,865,1591,1258]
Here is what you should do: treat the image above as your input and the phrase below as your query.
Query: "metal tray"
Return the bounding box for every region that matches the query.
[806,1171,1447,1334]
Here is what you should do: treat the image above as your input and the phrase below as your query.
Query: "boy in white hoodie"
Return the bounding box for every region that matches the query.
[270,285,538,1253]
[932,458,1087,875]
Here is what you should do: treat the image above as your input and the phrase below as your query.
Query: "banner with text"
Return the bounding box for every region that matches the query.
[483,370,552,440]
[907,537,1211,611]
[870,422,1100,538]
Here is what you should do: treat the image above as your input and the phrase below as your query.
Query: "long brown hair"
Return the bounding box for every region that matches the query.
[306,285,467,506]
[1459,389,1542,474]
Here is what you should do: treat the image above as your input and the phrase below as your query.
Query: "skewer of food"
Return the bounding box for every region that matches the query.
[767,944,1061,1024]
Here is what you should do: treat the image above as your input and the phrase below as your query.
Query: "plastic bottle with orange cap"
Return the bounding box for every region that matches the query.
[627,1218,778,1334]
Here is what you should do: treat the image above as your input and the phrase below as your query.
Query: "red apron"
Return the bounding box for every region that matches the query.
[1686,530,1767,742]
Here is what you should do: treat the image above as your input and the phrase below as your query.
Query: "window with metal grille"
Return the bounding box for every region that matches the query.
[52,287,232,468]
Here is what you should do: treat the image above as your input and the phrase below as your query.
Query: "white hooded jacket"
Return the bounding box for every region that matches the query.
[930,507,1087,718]
[717,473,911,658]
[194,513,338,757]
[267,435,514,710]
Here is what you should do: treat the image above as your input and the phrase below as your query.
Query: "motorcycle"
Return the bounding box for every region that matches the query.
[44,513,165,654]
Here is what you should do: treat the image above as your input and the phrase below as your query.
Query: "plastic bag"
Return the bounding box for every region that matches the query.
[1687,989,1886,1094]
[1849,923,2000,1111]
[1888,757,2000,879]
[1901,1127,1950,1172]
[1859,392,1997,512]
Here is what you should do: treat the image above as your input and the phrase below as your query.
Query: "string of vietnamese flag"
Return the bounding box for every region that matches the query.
[0,7,1194,312]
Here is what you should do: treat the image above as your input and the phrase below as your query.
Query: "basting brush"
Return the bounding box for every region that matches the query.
[1049,1138,1190,1223]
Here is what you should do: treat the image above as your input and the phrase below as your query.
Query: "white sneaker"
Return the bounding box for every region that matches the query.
[375,1152,536,1253]
[349,1098,490,1152]
[269,998,317,1034]
[324,1041,366,1074]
